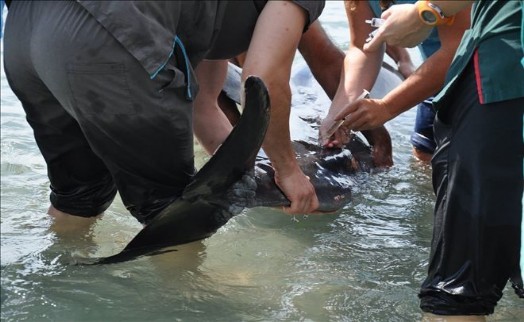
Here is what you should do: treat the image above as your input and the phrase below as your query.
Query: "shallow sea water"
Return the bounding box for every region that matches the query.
[1,2,523,321]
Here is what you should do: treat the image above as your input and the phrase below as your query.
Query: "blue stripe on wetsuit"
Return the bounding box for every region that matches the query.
[150,35,193,101]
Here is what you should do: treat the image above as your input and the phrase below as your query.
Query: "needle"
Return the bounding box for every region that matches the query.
[365,18,385,28]
[365,18,385,42]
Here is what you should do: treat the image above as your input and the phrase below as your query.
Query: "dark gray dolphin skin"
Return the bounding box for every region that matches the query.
[89,76,270,265]
[251,137,373,212]
[223,62,403,212]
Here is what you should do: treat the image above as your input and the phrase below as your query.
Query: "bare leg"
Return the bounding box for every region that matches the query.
[413,147,433,163]
[422,313,486,322]
[48,205,101,237]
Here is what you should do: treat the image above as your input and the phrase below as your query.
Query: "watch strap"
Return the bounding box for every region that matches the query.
[416,1,455,26]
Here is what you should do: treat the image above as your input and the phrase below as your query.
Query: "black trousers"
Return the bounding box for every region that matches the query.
[4,1,196,223]
[419,61,524,315]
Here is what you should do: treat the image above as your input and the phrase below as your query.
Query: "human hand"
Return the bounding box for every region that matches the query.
[364,4,433,52]
[319,115,352,148]
[320,90,370,148]
[274,166,319,214]
[361,128,393,168]
[335,98,393,132]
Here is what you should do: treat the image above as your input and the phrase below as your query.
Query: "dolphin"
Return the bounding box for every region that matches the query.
[82,61,403,265]
[86,76,271,265]
[223,62,403,212]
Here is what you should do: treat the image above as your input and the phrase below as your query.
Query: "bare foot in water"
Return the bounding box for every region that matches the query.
[422,313,486,322]
[48,206,101,238]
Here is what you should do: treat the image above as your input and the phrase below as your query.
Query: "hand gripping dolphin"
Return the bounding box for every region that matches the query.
[222,62,403,212]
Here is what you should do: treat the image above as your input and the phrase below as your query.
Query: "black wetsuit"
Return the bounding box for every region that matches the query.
[419,0,524,315]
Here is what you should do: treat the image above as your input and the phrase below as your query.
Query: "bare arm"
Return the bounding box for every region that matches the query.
[380,6,471,117]
[193,59,231,154]
[298,18,393,168]
[242,1,319,214]
[319,0,385,145]
[365,1,474,51]
[337,5,471,131]
[385,44,416,78]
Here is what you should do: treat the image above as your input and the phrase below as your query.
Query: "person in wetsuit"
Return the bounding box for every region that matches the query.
[2,1,324,227]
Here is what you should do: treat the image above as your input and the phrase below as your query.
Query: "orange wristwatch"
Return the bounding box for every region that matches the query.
[416,1,455,26]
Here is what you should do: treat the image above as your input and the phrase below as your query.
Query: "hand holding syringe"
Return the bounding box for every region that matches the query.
[365,18,385,42]
[366,18,385,28]
[320,89,370,145]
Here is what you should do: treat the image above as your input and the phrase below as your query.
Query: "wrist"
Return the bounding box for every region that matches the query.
[264,146,299,174]
[378,97,397,121]
[416,1,455,26]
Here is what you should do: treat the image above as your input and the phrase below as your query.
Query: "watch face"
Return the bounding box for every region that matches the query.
[421,10,437,24]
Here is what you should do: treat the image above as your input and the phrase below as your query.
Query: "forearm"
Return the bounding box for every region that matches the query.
[241,0,305,174]
[381,48,450,117]
[243,47,299,173]
[329,0,385,116]
[365,1,473,51]
[380,4,471,118]
[193,60,232,154]
[259,80,299,174]
[329,45,384,118]
[194,105,232,155]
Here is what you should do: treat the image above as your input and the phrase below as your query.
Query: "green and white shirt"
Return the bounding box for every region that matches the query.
[435,0,524,106]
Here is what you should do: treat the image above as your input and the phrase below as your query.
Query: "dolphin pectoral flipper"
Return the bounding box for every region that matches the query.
[183,76,270,200]
[85,76,271,265]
